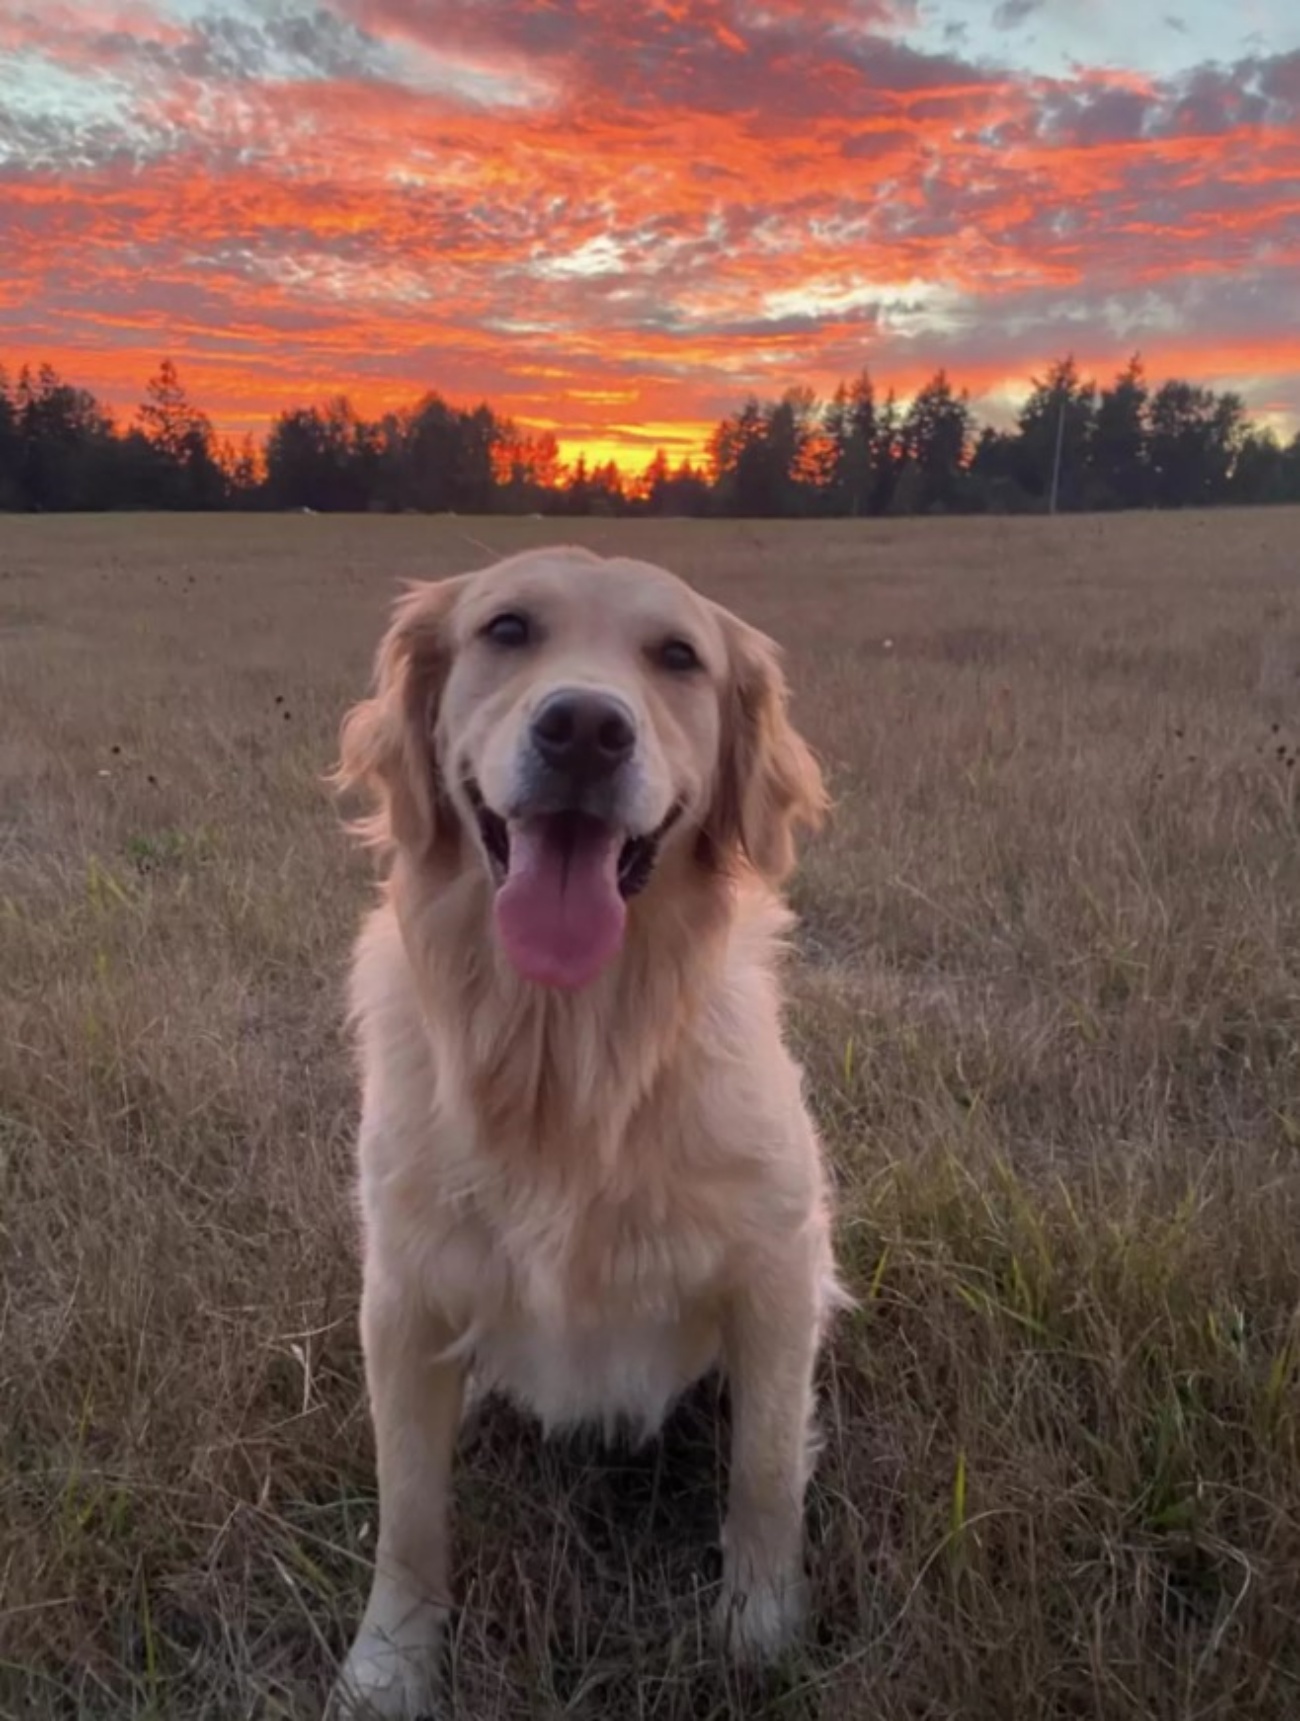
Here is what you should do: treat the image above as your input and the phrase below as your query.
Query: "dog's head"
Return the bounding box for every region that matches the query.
[335,547,826,990]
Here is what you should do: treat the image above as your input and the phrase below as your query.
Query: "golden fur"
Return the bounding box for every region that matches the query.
[327,546,841,1718]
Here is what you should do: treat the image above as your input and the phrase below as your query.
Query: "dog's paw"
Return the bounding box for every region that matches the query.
[327,1620,444,1720]
[714,1561,810,1667]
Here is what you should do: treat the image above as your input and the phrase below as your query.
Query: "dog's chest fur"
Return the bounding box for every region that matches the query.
[416,1119,738,1438]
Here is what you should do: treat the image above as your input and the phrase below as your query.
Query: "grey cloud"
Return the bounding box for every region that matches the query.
[1035,49,1297,148]
[866,265,1299,379]
[840,127,920,159]
[992,0,1044,29]
[1258,49,1300,108]
[0,105,178,172]
[1042,84,1151,144]
[694,308,882,341]
[170,9,391,84]
[350,0,986,123]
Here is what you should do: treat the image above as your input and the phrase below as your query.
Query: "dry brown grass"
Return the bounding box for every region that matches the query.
[2,510,1299,1720]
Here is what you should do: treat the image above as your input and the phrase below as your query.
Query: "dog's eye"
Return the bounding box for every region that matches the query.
[658,638,701,673]
[483,612,531,648]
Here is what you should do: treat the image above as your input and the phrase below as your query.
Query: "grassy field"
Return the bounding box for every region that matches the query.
[2,509,1299,1720]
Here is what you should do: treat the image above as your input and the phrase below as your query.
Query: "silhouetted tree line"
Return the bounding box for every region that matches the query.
[3,353,1298,518]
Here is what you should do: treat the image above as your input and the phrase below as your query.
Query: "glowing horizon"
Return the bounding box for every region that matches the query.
[3,0,1298,470]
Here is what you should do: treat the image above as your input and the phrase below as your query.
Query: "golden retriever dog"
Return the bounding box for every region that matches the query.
[328,546,842,1718]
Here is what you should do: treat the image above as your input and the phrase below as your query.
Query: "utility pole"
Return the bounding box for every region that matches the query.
[1048,393,1066,515]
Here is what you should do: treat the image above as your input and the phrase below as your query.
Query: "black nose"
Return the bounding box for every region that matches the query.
[531,689,636,780]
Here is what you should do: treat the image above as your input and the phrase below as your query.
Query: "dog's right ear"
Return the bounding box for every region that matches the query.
[330,576,467,859]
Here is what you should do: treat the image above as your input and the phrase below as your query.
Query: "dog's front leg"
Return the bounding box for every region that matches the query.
[331,1273,465,1720]
[716,1238,821,1666]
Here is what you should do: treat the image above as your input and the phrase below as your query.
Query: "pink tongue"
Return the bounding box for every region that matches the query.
[494,815,627,990]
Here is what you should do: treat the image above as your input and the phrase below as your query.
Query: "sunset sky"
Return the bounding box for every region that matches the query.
[3,0,1298,468]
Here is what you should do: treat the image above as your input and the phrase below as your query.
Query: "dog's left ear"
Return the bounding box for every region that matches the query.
[709,610,829,883]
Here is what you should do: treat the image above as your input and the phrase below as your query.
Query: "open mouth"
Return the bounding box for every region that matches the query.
[464,779,681,901]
